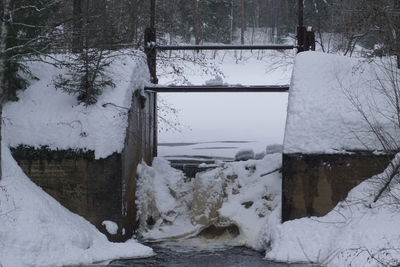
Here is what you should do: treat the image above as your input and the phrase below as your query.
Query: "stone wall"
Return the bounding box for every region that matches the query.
[11,90,157,242]
[282,153,394,222]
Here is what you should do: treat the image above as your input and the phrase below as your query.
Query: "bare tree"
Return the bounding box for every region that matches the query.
[0,0,11,180]
[0,0,61,180]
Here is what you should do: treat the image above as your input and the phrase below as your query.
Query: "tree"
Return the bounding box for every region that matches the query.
[0,0,10,180]
[0,0,61,180]
[55,49,115,105]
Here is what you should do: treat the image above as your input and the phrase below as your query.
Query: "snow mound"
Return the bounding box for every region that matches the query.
[102,220,119,235]
[204,75,225,86]
[261,153,400,266]
[4,52,149,159]
[284,52,399,154]
[234,149,255,161]
[0,146,153,267]
[137,154,282,248]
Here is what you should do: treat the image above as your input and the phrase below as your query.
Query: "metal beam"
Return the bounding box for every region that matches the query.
[144,85,289,93]
[156,44,296,51]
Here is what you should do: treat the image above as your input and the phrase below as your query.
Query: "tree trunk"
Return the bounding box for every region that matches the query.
[0,0,10,180]
[230,0,234,43]
[193,0,201,45]
[72,0,83,52]
[240,0,245,44]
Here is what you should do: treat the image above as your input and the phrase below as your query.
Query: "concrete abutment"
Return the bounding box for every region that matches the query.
[11,91,156,242]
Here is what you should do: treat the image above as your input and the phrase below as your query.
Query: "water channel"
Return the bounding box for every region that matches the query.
[98,242,313,267]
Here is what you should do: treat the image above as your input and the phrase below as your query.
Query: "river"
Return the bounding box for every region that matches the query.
[102,242,312,267]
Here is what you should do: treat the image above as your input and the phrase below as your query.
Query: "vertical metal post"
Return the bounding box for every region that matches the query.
[296,0,306,53]
[298,0,304,27]
[145,0,158,157]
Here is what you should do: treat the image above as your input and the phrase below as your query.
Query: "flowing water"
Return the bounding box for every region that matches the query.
[101,242,313,267]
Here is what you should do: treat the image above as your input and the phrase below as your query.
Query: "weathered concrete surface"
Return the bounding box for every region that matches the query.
[11,91,156,242]
[282,153,394,221]
[120,91,156,239]
[11,147,124,241]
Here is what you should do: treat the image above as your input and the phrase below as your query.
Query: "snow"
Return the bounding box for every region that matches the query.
[234,149,255,161]
[266,144,283,154]
[261,153,400,266]
[284,52,399,154]
[0,146,153,267]
[4,52,149,159]
[102,221,119,235]
[136,153,282,249]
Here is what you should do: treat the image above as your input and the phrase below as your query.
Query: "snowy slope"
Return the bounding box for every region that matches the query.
[261,153,400,266]
[4,52,149,159]
[284,52,399,154]
[0,146,153,267]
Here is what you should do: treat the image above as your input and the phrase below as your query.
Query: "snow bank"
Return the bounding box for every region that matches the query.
[137,154,281,248]
[284,52,399,154]
[4,52,149,159]
[261,153,400,266]
[0,146,153,267]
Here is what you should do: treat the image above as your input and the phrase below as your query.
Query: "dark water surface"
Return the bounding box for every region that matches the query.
[105,244,312,267]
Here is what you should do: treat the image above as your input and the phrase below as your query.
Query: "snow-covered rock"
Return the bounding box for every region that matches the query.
[102,221,119,235]
[204,75,224,86]
[0,146,153,267]
[234,149,255,161]
[137,154,281,248]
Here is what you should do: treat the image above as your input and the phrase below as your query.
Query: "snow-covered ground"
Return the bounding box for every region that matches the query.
[0,51,156,266]
[0,146,153,267]
[261,153,400,266]
[4,51,149,159]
